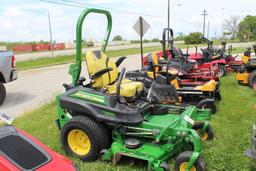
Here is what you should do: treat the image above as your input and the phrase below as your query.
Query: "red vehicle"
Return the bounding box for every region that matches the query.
[188,36,227,77]
[143,31,219,81]
[225,45,254,72]
[0,125,78,171]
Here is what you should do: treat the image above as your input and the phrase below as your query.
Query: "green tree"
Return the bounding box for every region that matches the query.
[184,32,203,44]
[175,32,186,41]
[112,35,123,41]
[152,38,160,42]
[237,15,256,42]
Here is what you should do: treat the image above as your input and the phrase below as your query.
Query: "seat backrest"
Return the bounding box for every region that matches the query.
[147,53,160,72]
[85,50,118,88]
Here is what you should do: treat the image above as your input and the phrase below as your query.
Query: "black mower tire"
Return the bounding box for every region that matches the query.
[160,162,170,171]
[248,70,256,88]
[218,65,226,77]
[174,151,205,171]
[215,92,222,101]
[60,115,110,161]
[197,99,216,114]
[0,83,6,106]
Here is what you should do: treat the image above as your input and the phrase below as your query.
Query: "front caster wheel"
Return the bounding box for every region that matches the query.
[174,151,205,171]
[193,124,214,141]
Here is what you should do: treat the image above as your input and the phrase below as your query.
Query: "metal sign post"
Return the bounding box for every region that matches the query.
[139,17,144,68]
[133,17,150,68]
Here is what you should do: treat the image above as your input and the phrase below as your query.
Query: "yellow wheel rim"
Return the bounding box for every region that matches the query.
[200,132,208,141]
[179,162,196,171]
[67,129,91,156]
[196,129,208,142]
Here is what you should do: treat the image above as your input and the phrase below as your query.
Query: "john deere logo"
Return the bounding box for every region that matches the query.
[72,91,105,104]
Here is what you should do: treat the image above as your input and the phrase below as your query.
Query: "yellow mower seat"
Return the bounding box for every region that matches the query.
[242,55,250,64]
[107,79,143,97]
[85,50,143,98]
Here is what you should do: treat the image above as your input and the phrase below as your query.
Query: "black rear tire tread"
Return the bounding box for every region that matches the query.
[197,99,216,114]
[60,115,110,161]
[174,151,205,171]
[218,65,226,77]
[0,83,6,105]
[248,70,256,88]
[215,92,222,101]
[205,125,214,140]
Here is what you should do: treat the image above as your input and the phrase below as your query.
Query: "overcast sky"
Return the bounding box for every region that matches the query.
[0,0,255,42]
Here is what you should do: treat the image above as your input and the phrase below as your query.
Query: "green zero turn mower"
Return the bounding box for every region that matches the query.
[55,8,212,171]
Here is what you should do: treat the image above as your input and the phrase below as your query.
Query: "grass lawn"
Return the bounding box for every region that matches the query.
[10,73,256,170]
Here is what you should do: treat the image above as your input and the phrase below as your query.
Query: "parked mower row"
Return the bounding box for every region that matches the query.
[52,8,224,171]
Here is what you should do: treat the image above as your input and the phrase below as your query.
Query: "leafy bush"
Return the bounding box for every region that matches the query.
[112,35,123,41]
[152,38,160,42]
[184,32,203,44]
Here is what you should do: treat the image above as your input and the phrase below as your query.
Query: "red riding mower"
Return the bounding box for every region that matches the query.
[225,46,252,72]
[0,125,78,171]
[188,36,227,77]
[142,29,219,82]
[126,28,220,114]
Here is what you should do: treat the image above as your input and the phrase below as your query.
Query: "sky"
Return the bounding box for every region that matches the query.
[0,0,255,42]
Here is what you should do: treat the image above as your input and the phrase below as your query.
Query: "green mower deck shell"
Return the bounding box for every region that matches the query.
[102,128,201,171]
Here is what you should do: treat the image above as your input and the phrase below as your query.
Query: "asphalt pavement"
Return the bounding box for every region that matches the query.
[0,54,141,118]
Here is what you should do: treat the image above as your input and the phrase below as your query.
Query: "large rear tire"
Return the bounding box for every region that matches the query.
[215,91,222,101]
[0,83,6,105]
[60,116,110,161]
[218,65,226,77]
[248,70,256,88]
[197,99,216,114]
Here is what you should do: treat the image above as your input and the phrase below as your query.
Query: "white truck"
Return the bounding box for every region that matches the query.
[0,51,18,105]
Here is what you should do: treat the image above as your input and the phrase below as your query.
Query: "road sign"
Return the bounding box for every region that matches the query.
[133,17,150,37]
[133,17,150,68]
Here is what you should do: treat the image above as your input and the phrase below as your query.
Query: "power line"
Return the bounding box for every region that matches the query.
[40,0,165,18]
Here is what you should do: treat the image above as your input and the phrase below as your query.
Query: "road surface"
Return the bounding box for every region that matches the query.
[0,54,142,118]
[15,41,255,62]
[15,42,160,61]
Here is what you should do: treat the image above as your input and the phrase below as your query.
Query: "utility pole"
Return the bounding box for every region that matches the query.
[207,20,210,39]
[48,11,54,57]
[221,8,224,39]
[201,10,208,36]
[167,0,170,48]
